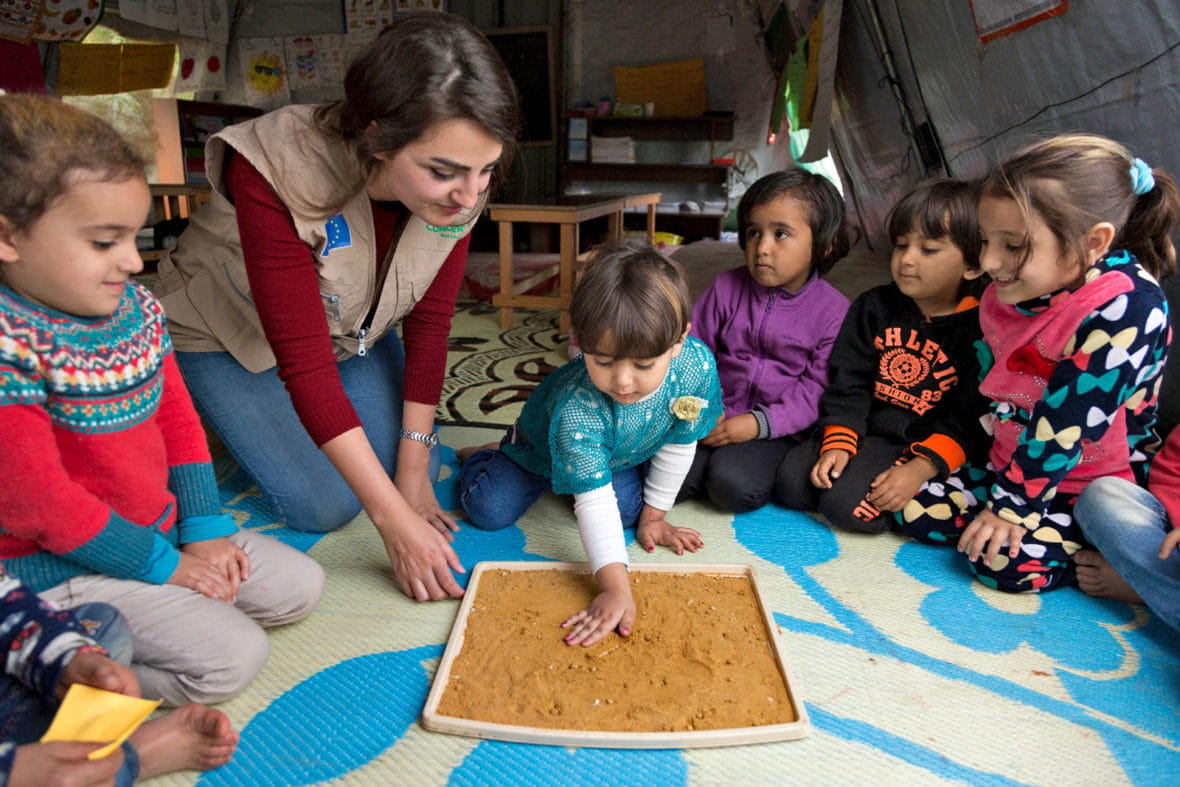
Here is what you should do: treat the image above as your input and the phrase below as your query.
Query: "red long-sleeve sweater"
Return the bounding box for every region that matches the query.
[1151,430,1180,529]
[225,152,469,446]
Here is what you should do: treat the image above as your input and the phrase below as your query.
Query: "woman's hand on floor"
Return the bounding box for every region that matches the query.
[378,512,466,601]
[397,468,459,539]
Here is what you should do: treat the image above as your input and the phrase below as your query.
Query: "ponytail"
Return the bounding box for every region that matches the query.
[1119,167,1180,281]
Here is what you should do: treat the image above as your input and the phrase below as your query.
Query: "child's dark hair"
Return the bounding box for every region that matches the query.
[0,93,147,232]
[887,178,986,299]
[571,238,691,360]
[736,169,850,275]
[981,133,1180,281]
[315,11,520,213]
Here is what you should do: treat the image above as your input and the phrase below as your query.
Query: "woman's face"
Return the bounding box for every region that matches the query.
[367,118,503,226]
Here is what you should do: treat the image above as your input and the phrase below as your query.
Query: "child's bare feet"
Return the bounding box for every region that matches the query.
[1075,549,1143,604]
[457,442,499,463]
[132,703,238,779]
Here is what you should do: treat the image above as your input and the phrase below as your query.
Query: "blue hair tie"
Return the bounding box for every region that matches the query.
[1129,157,1155,195]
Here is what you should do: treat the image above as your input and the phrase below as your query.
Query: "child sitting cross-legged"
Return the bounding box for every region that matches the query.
[0,563,237,784]
[898,134,1177,593]
[679,169,851,513]
[458,239,723,648]
[0,93,323,707]
[775,179,990,533]
[1073,428,1180,632]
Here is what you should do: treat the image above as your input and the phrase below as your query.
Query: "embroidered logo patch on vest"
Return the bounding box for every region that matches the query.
[426,223,467,240]
[321,214,353,256]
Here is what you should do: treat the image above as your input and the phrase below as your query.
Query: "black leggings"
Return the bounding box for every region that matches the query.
[678,436,799,513]
[774,432,908,534]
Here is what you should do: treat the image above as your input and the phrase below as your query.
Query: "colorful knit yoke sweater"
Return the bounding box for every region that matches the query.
[0,282,235,592]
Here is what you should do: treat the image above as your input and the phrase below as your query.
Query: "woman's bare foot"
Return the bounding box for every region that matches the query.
[131,703,238,779]
[1075,549,1144,604]
[457,442,499,463]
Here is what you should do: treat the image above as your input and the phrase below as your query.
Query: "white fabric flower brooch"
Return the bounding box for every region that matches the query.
[670,396,708,423]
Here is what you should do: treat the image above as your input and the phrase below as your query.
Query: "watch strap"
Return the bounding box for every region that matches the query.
[399,428,439,448]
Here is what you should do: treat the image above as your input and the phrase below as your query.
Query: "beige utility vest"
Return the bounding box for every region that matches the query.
[153,105,480,372]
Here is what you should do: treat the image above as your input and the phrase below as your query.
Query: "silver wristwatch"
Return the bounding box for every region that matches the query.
[399,428,439,448]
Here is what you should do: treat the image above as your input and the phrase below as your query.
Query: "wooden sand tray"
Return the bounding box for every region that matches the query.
[421,561,810,748]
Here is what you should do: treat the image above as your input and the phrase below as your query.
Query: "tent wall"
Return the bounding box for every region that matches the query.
[835,0,1180,249]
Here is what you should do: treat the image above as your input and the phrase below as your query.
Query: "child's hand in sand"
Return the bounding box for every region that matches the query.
[561,563,635,647]
[562,590,636,648]
[636,505,702,555]
[810,449,849,489]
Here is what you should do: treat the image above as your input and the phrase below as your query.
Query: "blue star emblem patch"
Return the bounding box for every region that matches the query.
[321,214,353,256]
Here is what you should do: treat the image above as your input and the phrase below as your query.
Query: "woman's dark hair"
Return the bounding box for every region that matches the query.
[571,238,691,360]
[887,178,987,299]
[315,11,520,203]
[981,133,1180,281]
[0,94,146,231]
[736,169,850,275]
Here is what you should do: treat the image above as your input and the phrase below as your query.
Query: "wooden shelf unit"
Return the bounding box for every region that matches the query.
[561,115,734,242]
[151,98,262,186]
[562,114,734,189]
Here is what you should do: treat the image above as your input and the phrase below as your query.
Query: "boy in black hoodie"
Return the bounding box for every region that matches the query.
[775,180,990,533]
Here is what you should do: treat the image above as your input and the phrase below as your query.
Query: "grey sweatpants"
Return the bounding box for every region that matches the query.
[40,528,324,706]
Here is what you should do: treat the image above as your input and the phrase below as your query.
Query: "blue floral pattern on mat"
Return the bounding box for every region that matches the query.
[198,646,439,786]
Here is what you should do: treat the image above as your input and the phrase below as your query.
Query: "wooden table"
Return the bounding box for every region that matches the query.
[488,193,660,333]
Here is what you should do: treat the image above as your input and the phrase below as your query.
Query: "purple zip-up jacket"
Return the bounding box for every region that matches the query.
[690,266,849,439]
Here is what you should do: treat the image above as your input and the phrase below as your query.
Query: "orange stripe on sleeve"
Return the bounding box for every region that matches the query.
[822,425,859,457]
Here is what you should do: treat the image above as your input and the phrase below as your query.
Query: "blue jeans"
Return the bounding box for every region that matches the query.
[1,602,139,784]
[176,332,439,533]
[458,444,645,532]
[1074,476,1180,633]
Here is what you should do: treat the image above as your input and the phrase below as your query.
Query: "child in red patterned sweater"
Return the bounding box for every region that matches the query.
[0,93,323,706]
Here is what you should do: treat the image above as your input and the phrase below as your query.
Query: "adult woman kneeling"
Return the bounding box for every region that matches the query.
[153,12,518,601]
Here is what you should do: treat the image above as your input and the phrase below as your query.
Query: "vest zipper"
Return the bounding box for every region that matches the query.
[356,211,408,358]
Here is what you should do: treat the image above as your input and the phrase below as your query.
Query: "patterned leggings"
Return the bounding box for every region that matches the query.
[897,463,1081,592]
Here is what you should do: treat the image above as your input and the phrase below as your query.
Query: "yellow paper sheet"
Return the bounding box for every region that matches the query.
[57,42,176,96]
[41,683,161,760]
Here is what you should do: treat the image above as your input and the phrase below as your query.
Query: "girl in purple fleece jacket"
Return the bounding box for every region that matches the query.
[679,170,851,512]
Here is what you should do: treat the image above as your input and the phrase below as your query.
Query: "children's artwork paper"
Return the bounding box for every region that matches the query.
[29,0,105,42]
[0,0,42,43]
[315,33,350,97]
[175,36,225,92]
[119,0,178,31]
[175,0,203,38]
[203,0,228,43]
[239,36,290,109]
[285,34,321,90]
[42,683,162,761]
[344,0,392,34]
[396,0,445,10]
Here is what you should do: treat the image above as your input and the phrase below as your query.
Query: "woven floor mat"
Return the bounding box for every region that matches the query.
[144,425,1180,786]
